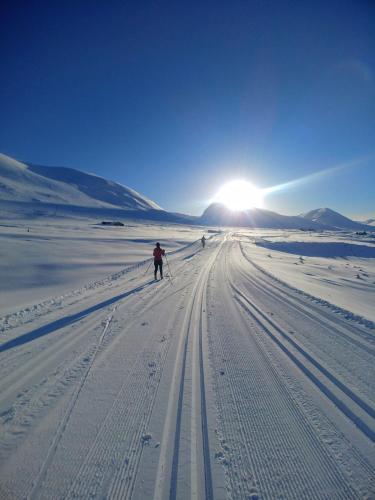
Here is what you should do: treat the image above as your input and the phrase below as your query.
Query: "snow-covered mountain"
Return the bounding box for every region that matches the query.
[302,208,371,230]
[0,153,161,211]
[200,204,375,231]
[1,153,373,231]
[200,203,325,230]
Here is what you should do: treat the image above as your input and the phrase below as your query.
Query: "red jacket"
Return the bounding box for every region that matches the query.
[153,247,165,261]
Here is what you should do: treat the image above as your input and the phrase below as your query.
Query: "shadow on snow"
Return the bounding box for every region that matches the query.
[0,281,156,353]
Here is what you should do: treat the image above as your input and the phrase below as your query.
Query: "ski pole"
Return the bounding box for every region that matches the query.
[144,259,152,276]
[165,254,173,282]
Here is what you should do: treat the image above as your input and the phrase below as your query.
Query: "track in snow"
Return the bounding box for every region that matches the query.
[205,236,374,499]
[154,240,223,500]
[233,285,375,441]
[1,233,374,499]
[29,306,117,499]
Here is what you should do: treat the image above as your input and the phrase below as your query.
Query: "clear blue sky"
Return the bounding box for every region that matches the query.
[1,1,374,218]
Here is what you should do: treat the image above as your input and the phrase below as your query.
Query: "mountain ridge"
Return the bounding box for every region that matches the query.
[200,203,374,231]
[200,203,325,230]
[1,153,373,231]
[301,207,372,230]
[0,153,161,211]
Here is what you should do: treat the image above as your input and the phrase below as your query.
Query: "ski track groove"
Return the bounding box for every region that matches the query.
[238,241,375,351]
[239,239,375,334]
[0,248,197,429]
[1,341,101,455]
[67,347,169,499]
[0,277,150,378]
[206,239,359,499]
[0,257,152,334]
[154,240,221,500]
[0,309,129,473]
[0,264,184,497]
[0,277,170,450]
[168,300,191,500]
[0,238,205,335]
[224,266,318,499]
[28,307,116,499]
[229,244,375,440]
[206,285,261,497]
[2,233,374,498]
[235,263,375,406]
[198,275,214,500]
[239,241,375,353]
[219,245,286,498]
[104,283,192,500]
[233,287,375,442]
[241,297,375,498]
[6,239,207,498]
[103,288,196,500]
[0,308,112,403]
[248,269,375,356]
[168,250,216,500]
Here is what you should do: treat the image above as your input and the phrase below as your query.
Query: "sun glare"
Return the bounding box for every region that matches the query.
[213,179,264,211]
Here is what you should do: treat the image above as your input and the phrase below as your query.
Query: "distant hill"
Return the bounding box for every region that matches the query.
[200,204,375,231]
[200,203,325,230]
[302,208,372,231]
[1,153,373,230]
[0,153,161,211]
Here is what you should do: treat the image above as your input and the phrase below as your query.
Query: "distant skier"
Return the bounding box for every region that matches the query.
[153,242,165,280]
[201,235,206,248]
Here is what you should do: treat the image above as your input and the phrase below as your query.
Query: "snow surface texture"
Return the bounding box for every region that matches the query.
[0,219,201,314]
[0,218,374,499]
[245,230,375,323]
[0,153,161,210]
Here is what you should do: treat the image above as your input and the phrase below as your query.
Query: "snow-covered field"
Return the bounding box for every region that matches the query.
[0,218,374,499]
[240,229,375,323]
[0,219,202,314]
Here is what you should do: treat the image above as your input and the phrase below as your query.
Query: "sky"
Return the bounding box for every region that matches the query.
[1,0,374,218]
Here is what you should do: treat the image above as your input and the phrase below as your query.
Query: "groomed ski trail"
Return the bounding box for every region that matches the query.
[206,236,374,499]
[153,237,224,500]
[0,232,374,499]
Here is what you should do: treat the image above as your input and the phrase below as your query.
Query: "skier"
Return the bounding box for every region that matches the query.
[201,235,206,248]
[153,242,165,280]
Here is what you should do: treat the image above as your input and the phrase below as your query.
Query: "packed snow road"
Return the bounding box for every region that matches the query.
[0,232,374,499]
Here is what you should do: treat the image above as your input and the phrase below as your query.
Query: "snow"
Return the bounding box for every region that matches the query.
[2,152,373,231]
[0,218,202,315]
[201,202,327,229]
[240,229,375,322]
[0,214,374,498]
[0,153,161,210]
[302,207,372,230]
[201,203,374,231]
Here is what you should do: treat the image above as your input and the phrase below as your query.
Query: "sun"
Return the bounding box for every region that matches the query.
[213,179,264,211]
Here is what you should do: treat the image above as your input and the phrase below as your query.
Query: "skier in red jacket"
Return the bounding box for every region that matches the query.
[153,242,165,280]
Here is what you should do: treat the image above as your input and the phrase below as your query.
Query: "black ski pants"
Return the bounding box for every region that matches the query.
[154,259,163,277]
